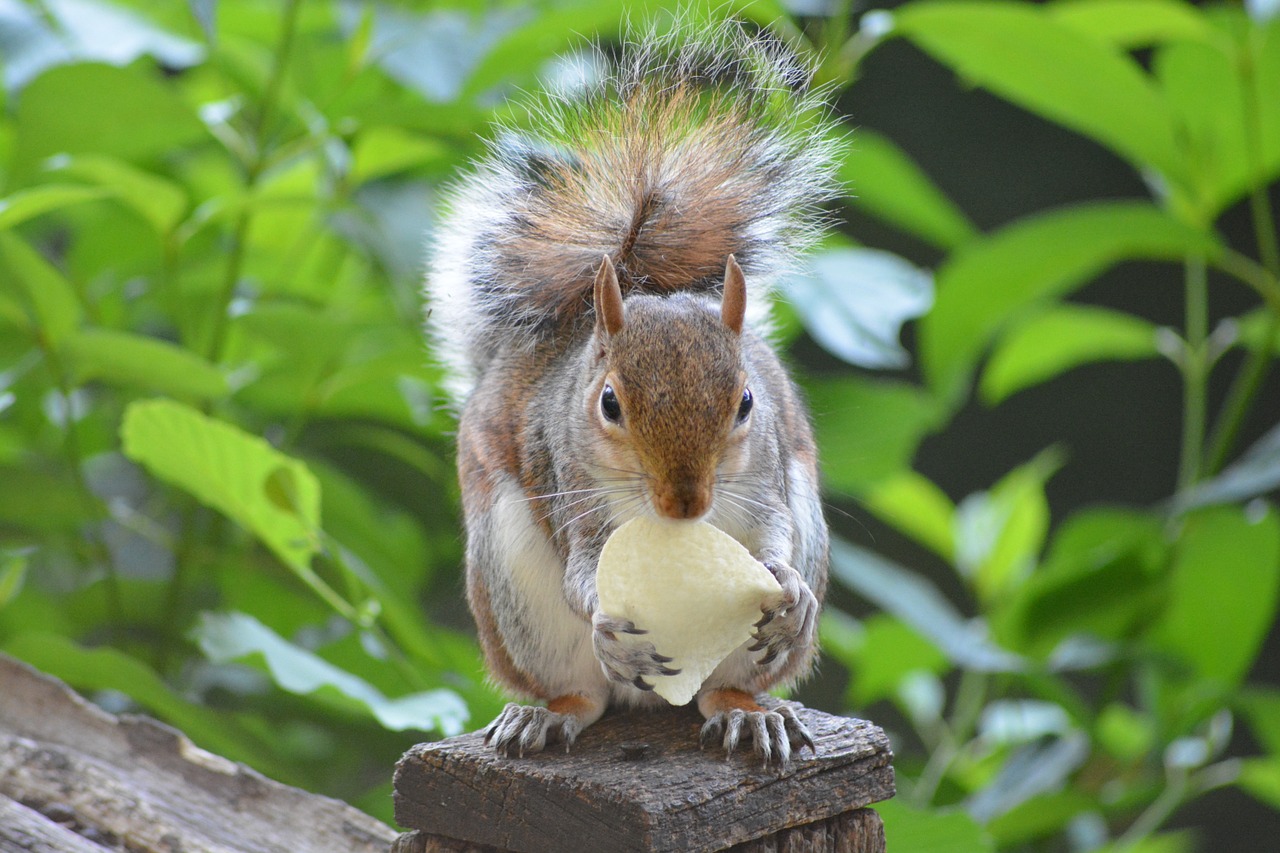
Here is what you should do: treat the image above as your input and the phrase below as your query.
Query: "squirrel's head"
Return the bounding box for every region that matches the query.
[587,255,755,521]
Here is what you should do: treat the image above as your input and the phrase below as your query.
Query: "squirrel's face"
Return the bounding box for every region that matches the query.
[587,293,753,522]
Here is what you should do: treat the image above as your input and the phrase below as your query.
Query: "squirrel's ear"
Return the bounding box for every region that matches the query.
[594,254,625,337]
[721,255,746,335]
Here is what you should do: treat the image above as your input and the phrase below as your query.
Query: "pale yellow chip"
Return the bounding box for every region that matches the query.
[596,516,781,706]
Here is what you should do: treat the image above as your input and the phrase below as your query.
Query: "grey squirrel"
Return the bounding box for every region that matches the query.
[425,19,839,764]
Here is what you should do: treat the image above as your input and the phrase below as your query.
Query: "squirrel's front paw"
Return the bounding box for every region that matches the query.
[699,701,816,767]
[483,703,581,757]
[592,612,681,690]
[749,562,818,666]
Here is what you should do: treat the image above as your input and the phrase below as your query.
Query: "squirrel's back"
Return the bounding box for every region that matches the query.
[426,18,842,399]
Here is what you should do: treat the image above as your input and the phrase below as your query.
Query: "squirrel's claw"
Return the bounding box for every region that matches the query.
[593,611,682,686]
[699,703,814,768]
[483,703,583,757]
[751,562,818,668]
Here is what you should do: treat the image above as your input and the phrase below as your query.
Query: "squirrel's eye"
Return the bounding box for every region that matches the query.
[736,387,753,423]
[601,384,623,423]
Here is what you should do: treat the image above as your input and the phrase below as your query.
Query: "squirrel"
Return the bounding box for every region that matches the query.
[425,18,839,765]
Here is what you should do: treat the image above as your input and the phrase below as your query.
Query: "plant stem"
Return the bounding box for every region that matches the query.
[1204,310,1279,475]
[1116,759,1241,848]
[1213,249,1280,310]
[42,346,122,632]
[1203,30,1280,475]
[1177,257,1210,493]
[169,0,304,658]
[910,669,987,807]
[202,0,303,365]
[1117,768,1189,848]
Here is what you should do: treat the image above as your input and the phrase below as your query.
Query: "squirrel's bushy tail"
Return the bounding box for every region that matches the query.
[427,17,843,399]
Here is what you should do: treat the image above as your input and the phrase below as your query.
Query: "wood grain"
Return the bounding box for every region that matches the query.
[0,654,397,853]
[394,702,894,853]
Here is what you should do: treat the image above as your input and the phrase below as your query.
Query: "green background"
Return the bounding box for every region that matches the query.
[1,0,1279,850]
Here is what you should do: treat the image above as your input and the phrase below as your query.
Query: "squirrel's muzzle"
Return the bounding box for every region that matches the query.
[653,480,713,521]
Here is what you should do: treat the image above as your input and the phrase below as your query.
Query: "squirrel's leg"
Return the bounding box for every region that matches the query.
[696,687,815,767]
[744,457,826,683]
[466,475,611,756]
[483,692,607,757]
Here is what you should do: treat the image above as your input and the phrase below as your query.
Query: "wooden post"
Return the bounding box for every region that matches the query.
[393,702,894,853]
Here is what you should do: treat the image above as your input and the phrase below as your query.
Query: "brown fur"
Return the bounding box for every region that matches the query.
[496,87,778,333]
[700,687,765,715]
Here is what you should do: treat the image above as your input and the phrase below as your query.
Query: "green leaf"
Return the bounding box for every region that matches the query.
[10,63,206,182]
[830,537,1026,672]
[968,733,1090,822]
[0,231,83,345]
[981,304,1160,404]
[878,800,994,853]
[1096,703,1157,760]
[0,184,109,230]
[996,508,1167,655]
[955,450,1062,603]
[987,789,1094,846]
[351,126,450,184]
[841,128,977,250]
[0,550,29,608]
[805,377,944,492]
[786,246,934,369]
[189,0,217,43]
[920,201,1219,403]
[1048,0,1216,49]
[1178,421,1280,510]
[1156,38,1249,218]
[62,328,227,400]
[850,613,950,705]
[1150,505,1280,686]
[39,0,202,72]
[193,611,468,735]
[1240,688,1280,756]
[1093,832,1196,853]
[120,399,320,574]
[361,4,526,103]
[859,470,956,562]
[0,0,201,91]
[1239,758,1280,810]
[1161,14,1280,216]
[461,2,636,99]
[49,154,188,235]
[0,466,85,532]
[892,1,1187,185]
[1250,0,1280,22]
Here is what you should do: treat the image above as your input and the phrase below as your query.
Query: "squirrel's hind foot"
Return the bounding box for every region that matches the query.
[480,701,584,757]
[697,689,815,768]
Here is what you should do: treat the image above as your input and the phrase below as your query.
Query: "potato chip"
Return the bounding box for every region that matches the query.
[597,516,781,706]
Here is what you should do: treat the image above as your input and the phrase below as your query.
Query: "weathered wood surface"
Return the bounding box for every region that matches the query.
[0,653,397,853]
[1,795,112,853]
[393,806,886,853]
[395,702,894,853]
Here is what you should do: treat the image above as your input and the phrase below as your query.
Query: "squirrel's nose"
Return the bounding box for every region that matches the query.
[654,484,712,520]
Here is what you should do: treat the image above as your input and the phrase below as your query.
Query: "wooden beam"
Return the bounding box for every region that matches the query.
[0,654,397,853]
[394,701,894,853]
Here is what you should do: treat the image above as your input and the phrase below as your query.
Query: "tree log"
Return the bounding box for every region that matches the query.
[0,795,115,853]
[394,701,894,853]
[0,654,397,853]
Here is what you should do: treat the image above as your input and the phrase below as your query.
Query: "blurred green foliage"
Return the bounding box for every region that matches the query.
[0,0,1278,848]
